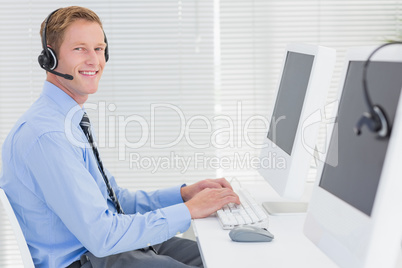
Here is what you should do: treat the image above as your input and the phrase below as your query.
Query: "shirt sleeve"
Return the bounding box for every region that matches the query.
[22,131,192,257]
[107,171,185,215]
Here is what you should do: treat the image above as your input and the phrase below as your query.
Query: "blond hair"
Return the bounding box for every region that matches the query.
[40,6,103,54]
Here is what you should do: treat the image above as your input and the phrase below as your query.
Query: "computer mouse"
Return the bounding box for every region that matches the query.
[229,225,274,242]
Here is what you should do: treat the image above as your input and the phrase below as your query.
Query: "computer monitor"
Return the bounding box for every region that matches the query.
[258,43,336,214]
[304,45,402,268]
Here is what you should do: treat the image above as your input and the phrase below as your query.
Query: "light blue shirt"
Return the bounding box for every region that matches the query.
[0,81,191,268]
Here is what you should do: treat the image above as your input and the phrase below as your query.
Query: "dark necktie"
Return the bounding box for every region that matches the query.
[80,113,157,254]
[80,113,125,214]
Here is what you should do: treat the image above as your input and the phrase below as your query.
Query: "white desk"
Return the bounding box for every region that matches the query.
[192,182,338,268]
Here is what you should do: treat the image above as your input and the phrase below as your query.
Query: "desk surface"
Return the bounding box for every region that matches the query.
[192,181,338,268]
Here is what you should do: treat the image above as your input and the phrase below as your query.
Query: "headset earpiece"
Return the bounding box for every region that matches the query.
[354,105,389,138]
[38,47,58,71]
[104,31,109,62]
[372,105,389,138]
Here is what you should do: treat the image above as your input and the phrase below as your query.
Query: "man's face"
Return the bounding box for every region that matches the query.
[49,19,107,105]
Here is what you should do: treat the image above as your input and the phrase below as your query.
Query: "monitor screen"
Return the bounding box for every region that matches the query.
[267,52,314,155]
[319,60,402,216]
[259,44,335,201]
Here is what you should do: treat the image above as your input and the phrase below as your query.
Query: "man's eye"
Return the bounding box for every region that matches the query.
[74,47,83,51]
[95,47,104,51]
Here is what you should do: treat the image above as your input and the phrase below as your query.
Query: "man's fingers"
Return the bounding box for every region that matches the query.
[216,177,233,190]
[203,178,233,190]
[210,188,240,206]
[185,188,240,219]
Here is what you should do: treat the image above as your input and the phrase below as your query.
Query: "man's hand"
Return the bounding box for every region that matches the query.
[181,178,240,219]
[184,187,240,219]
[180,178,234,202]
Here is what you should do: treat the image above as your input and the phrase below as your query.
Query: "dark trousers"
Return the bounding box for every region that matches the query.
[80,237,204,268]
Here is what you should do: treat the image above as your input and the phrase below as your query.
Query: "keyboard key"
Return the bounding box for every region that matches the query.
[216,187,269,229]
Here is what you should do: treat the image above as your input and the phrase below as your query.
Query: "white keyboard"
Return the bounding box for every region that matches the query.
[216,187,268,229]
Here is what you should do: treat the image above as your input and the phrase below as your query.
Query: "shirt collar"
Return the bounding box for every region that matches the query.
[41,81,85,127]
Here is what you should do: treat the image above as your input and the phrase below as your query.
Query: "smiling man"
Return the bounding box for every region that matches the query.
[0,6,239,268]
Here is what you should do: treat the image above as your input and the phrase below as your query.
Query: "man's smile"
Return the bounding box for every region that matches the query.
[79,70,98,76]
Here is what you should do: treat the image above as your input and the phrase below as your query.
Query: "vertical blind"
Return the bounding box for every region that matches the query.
[0,0,401,266]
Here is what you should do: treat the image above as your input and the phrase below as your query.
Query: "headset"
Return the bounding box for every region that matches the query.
[38,8,109,80]
[354,42,402,139]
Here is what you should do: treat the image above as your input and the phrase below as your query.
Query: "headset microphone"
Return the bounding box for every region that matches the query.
[46,69,74,80]
[38,46,74,80]
[354,42,402,139]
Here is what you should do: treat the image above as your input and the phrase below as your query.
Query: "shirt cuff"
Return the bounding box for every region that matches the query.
[158,184,186,206]
[161,203,192,235]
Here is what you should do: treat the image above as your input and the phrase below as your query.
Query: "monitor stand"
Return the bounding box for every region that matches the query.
[262,201,308,215]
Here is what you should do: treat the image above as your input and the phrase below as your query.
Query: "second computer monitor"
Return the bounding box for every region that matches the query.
[304,45,402,268]
[258,43,335,207]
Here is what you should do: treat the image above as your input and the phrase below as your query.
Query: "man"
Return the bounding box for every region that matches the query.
[0,6,239,268]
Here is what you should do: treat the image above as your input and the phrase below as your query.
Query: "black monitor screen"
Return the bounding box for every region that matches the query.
[267,52,314,155]
[319,60,402,216]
